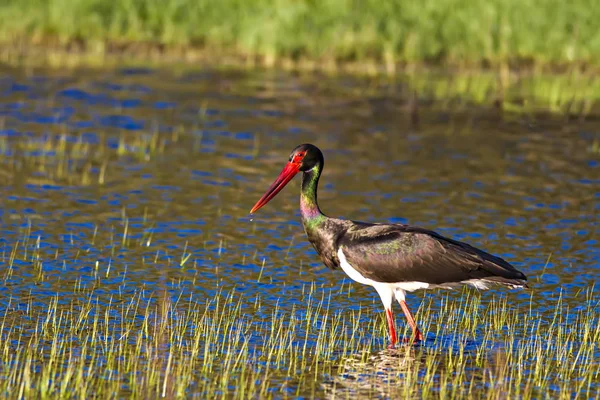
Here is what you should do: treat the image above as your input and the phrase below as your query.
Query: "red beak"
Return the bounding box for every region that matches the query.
[250,162,301,214]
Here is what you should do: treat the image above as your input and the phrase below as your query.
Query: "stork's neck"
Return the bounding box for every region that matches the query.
[300,164,326,226]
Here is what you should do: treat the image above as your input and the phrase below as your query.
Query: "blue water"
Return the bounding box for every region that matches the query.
[0,66,599,397]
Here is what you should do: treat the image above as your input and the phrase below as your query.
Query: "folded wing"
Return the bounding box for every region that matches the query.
[338,223,527,287]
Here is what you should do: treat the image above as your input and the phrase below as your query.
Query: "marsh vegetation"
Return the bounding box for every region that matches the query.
[0,66,598,398]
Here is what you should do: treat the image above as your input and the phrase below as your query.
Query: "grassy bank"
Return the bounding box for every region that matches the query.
[0,0,599,70]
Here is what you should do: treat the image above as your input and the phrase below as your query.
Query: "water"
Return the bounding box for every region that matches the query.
[0,65,598,397]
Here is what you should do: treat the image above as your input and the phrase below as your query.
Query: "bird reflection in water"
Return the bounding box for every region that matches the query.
[322,347,421,399]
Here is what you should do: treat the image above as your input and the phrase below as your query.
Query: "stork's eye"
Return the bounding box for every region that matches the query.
[293,151,306,162]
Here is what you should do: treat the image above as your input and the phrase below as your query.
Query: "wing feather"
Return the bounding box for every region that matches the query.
[338,223,527,285]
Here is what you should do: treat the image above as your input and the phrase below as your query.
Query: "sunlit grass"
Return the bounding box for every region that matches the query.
[0,0,599,69]
[1,283,597,398]
[1,224,598,398]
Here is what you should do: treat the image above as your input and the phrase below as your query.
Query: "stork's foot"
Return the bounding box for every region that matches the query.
[401,330,423,345]
[387,333,423,348]
[401,336,422,345]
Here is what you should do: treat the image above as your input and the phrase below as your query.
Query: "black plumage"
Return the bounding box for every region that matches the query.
[303,218,526,287]
[338,222,526,286]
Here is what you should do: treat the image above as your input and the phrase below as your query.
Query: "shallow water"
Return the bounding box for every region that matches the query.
[0,65,598,397]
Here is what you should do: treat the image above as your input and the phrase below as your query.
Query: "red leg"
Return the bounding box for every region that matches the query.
[385,308,397,346]
[399,300,423,343]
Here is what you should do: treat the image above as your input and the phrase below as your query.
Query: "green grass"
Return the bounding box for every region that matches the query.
[1,269,598,397]
[0,218,598,398]
[1,0,599,69]
[1,191,597,398]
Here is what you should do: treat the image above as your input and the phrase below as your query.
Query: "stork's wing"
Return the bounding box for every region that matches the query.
[338,223,527,286]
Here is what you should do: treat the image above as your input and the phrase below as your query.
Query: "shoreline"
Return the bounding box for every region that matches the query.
[1,39,598,76]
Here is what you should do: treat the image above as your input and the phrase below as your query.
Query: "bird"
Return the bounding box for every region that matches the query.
[250,143,528,346]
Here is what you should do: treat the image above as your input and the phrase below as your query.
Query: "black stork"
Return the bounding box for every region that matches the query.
[250,144,528,346]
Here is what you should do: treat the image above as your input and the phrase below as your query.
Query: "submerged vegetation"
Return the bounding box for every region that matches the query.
[0,0,599,70]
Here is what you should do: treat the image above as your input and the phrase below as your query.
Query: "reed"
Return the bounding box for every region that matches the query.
[0,0,599,69]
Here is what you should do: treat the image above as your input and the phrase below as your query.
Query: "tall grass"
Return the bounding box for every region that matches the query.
[1,281,598,398]
[0,0,599,68]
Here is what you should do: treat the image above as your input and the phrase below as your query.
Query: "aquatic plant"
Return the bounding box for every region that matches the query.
[1,227,598,398]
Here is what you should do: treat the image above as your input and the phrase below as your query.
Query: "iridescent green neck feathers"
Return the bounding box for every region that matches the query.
[300,165,325,225]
